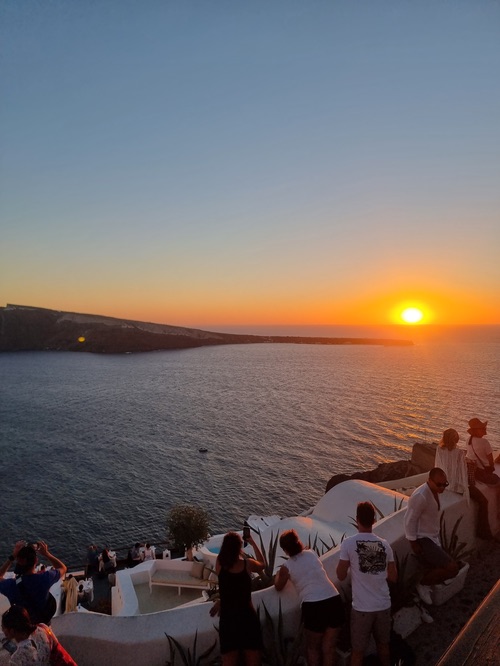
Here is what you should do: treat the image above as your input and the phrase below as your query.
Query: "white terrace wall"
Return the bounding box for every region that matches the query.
[51,481,480,666]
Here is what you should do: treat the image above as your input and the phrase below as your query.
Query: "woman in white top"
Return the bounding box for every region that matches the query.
[465,418,497,479]
[435,428,470,502]
[436,427,493,540]
[274,530,345,666]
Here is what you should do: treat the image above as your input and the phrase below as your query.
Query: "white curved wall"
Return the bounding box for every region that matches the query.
[52,480,478,666]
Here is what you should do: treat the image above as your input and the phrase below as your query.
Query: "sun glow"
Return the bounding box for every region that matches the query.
[400,307,424,324]
[387,298,433,326]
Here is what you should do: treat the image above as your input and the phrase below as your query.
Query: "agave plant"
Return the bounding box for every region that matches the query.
[165,631,218,666]
[369,497,406,522]
[439,514,474,561]
[307,533,337,557]
[259,600,304,666]
[251,529,286,589]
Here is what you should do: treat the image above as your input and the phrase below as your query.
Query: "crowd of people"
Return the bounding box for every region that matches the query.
[1,417,497,665]
[210,416,498,666]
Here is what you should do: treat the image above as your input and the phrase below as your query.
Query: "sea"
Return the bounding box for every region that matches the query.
[1,326,499,567]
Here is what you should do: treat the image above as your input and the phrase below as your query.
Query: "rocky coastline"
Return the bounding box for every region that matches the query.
[326,441,437,492]
[0,304,413,353]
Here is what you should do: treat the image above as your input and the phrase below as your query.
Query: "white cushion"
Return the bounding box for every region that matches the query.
[191,561,204,579]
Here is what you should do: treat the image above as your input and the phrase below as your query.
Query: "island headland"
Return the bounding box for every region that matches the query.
[0,304,413,353]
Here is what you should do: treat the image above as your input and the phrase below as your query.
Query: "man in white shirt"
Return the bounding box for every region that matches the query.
[337,502,397,666]
[404,467,459,602]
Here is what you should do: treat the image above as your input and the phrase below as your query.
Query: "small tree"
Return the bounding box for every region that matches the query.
[166,504,210,560]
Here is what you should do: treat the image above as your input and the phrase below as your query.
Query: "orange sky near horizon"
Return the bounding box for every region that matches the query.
[6,281,497,329]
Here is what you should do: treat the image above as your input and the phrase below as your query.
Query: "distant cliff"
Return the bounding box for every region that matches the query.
[0,305,413,353]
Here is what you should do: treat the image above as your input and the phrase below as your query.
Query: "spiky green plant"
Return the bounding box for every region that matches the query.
[307,533,337,557]
[394,496,406,512]
[165,631,217,666]
[259,600,304,666]
[439,514,474,561]
[370,501,385,521]
[251,530,285,589]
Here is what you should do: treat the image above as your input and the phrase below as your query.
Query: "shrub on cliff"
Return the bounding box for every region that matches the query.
[166,504,210,560]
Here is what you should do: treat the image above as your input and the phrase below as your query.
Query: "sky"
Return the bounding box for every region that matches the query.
[1,0,499,329]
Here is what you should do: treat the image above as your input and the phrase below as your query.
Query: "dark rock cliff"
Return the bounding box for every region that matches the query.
[0,305,262,353]
[0,304,413,353]
[325,441,438,492]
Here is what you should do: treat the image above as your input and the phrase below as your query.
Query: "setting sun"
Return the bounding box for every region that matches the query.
[401,307,424,324]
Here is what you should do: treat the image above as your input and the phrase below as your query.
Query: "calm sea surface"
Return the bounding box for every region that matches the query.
[1,340,498,566]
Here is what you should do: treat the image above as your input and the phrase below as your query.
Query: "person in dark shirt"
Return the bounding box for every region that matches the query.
[85,544,99,577]
[0,540,67,624]
[209,531,265,666]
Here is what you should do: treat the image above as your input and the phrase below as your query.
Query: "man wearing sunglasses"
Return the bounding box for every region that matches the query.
[404,467,459,604]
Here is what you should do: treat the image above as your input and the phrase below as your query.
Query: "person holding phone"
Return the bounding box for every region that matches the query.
[0,541,66,625]
[209,531,265,666]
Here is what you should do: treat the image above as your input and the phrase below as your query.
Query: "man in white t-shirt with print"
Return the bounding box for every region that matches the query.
[337,502,397,666]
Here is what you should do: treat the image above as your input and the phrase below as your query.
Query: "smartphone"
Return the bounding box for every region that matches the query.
[2,638,17,655]
[243,526,251,542]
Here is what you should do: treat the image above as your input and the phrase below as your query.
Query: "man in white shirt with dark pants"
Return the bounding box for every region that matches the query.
[404,467,459,604]
[337,502,397,666]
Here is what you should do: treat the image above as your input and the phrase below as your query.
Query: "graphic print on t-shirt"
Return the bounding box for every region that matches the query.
[355,540,387,574]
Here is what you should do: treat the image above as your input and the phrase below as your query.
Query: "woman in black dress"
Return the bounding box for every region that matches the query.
[210,531,265,666]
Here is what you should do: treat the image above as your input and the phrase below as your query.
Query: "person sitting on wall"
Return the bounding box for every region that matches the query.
[99,547,116,575]
[141,543,155,561]
[77,583,88,605]
[404,467,459,604]
[436,428,494,540]
[129,542,142,567]
[465,418,500,488]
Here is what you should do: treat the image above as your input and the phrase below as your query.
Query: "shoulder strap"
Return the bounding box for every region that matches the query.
[468,437,486,469]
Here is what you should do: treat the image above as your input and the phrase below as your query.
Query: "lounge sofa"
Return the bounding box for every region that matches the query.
[149,560,217,595]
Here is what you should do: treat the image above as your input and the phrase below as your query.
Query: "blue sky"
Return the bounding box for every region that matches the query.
[1,1,499,327]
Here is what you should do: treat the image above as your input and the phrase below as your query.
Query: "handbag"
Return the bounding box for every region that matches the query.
[474,467,500,486]
[42,625,78,666]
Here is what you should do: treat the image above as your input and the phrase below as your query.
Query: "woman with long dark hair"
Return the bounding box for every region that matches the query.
[210,531,265,666]
[1,604,52,664]
[2,605,77,666]
[275,530,345,666]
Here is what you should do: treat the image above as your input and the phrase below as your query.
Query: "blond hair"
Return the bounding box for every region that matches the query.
[439,428,459,450]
